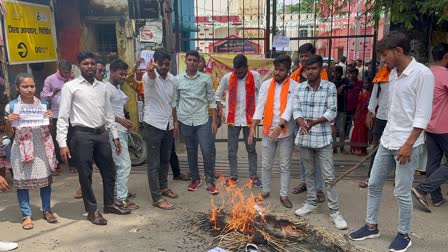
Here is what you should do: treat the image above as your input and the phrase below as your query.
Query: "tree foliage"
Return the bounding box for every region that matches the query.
[284,0,316,14]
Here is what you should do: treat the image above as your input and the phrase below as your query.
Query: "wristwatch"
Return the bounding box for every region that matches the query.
[279,123,285,129]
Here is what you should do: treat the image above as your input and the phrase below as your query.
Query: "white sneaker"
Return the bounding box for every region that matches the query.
[0,241,18,251]
[294,203,317,217]
[330,211,348,230]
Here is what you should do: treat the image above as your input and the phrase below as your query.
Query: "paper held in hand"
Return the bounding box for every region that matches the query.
[12,104,49,127]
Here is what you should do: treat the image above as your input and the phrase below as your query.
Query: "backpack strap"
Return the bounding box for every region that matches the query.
[8,99,18,113]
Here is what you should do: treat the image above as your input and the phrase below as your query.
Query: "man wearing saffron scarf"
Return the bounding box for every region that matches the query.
[249,55,297,208]
[293,55,348,230]
[215,54,263,188]
[290,43,328,83]
[41,60,74,172]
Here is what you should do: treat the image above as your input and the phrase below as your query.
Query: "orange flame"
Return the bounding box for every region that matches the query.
[209,178,266,239]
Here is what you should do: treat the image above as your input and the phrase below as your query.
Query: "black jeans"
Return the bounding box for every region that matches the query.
[51,118,62,164]
[170,140,181,178]
[367,118,388,177]
[71,127,116,212]
[416,133,448,204]
[143,123,173,202]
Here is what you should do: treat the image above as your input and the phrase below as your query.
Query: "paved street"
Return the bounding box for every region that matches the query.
[0,142,447,252]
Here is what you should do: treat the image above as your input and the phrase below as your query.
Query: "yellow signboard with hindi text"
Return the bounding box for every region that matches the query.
[3,1,57,65]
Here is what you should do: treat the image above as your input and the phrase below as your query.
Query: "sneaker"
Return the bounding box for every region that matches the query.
[389,233,412,252]
[225,177,238,187]
[0,241,18,251]
[349,224,380,241]
[329,211,348,230]
[294,203,317,217]
[207,182,219,195]
[250,177,262,188]
[188,179,203,191]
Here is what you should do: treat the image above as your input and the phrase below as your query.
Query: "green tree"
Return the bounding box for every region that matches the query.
[284,0,316,14]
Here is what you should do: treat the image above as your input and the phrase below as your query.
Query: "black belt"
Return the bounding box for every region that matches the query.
[73,125,105,134]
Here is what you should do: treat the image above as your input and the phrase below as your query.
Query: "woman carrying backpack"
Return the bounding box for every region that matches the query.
[4,73,58,230]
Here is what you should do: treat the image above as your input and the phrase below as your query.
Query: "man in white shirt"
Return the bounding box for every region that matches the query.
[349,32,434,252]
[142,48,179,210]
[105,59,139,210]
[359,66,391,188]
[337,56,347,76]
[57,51,131,226]
[215,54,262,187]
[249,55,297,208]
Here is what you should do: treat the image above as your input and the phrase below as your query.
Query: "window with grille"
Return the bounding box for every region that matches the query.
[95,24,117,53]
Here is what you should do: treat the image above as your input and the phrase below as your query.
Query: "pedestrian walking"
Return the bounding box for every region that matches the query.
[412,43,448,211]
[349,31,434,252]
[4,73,58,230]
[57,51,131,226]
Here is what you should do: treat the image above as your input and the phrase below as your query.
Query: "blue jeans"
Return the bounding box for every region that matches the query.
[367,143,423,234]
[300,159,323,192]
[17,185,51,217]
[179,121,215,183]
[110,130,132,201]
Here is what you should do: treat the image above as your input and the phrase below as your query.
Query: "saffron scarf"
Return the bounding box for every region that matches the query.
[372,66,390,84]
[263,77,290,136]
[14,97,57,171]
[227,71,256,125]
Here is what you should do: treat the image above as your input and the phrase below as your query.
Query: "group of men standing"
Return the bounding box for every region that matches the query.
[38,30,447,252]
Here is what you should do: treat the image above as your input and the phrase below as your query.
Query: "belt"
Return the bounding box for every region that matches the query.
[73,125,105,134]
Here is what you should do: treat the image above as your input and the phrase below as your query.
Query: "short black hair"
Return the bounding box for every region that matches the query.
[154,48,171,62]
[58,59,72,71]
[339,56,347,63]
[233,54,248,69]
[357,59,363,63]
[109,59,129,72]
[432,43,448,61]
[298,43,316,55]
[347,67,359,74]
[77,51,96,64]
[273,55,292,69]
[334,66,343,74]
[377,31,411,55]
[304,55,323,67]
[185,50,200,59]
[96,60,105,66]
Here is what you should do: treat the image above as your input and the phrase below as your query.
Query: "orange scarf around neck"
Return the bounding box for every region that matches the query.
[227,71,256,125]
[263,77,290,135]
[372,66,390,84]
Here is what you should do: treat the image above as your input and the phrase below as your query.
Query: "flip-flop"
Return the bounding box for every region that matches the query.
[412,188,431,212]
[152,199,174,210]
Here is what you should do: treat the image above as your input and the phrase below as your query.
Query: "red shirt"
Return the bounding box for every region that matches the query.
[426,65,448,133]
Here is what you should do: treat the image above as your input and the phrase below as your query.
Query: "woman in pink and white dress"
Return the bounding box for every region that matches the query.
[4,73,58,230]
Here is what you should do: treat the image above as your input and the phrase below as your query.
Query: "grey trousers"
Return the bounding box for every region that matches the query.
[300,144,340,212]
[228,125,258,178]
[261,135,293,196]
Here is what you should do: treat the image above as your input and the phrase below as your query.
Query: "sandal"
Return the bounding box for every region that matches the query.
[43,211,58,223]
[152,199,174,210]
[73,188,83,199]
[22,216,33,230]
[161,189,178,199]
[412,188,431,212]
[358,180,369,188]
[292,183,307,194]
